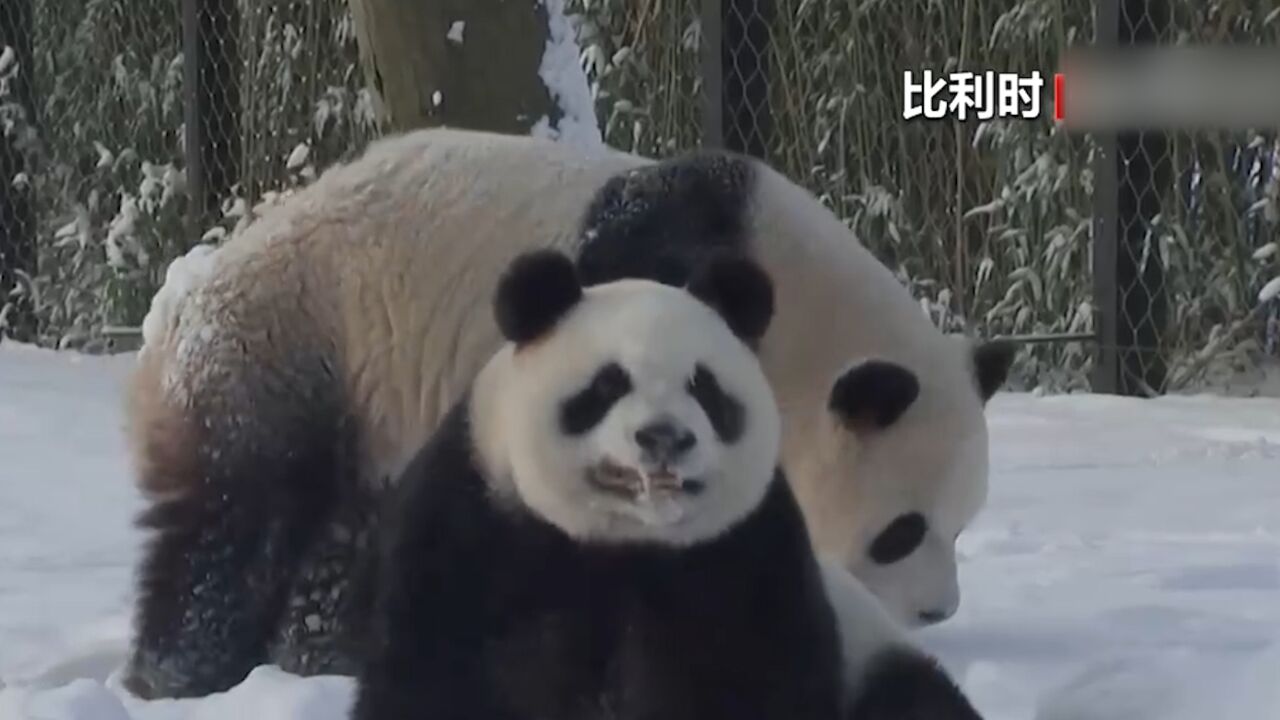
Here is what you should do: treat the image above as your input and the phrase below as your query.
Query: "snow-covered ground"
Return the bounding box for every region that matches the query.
[1,341,1277,719]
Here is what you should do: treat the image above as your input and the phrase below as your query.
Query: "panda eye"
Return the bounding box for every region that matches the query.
[868,512,927,565]
[591,363,631,398]
[687,363,744,444]
[560,363,632,436]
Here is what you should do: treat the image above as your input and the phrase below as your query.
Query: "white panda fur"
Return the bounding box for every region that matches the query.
[123,127,1011,699]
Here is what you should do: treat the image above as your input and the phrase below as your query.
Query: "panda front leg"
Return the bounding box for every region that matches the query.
[122,404,346,699]
[819,557,984,719]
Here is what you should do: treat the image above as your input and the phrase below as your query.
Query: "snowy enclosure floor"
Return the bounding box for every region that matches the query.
[1,342,1278,719]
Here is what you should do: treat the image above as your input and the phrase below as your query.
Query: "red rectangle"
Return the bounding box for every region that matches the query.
[1054,73,1065,121]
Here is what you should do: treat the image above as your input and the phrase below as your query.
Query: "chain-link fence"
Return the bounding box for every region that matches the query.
[0,0,375,351]
[187,0,376,244]
[1,0,1276,395]
[575,0,1280,396]
[1094,0,1280,396]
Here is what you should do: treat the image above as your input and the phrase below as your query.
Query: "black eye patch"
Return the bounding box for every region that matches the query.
[687,363,744,443]
[560,362,632,436]
[868,512,928,565]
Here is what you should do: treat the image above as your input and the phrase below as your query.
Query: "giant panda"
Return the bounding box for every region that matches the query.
[123,127,1014,698]
[352,248,981,720]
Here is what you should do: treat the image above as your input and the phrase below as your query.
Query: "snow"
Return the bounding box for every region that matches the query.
[104,195,140,270]
[532,0,603,151]
[923,392,1280,719]
[446,21,465,45]
[1,342,1278,719]
[138,243,221,352]
[285,142,310,171]
[1259,275,1280,304]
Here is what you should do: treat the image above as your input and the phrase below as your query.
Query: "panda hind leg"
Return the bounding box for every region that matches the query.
[267,473,382,678]
[122,401,346,699]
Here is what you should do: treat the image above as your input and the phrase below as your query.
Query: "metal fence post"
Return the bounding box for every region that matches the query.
[183,0,240,244]
[699,0,724,149]
[0,0,37,341]
[1090,0,1120,394]
[1091,0,1170,396]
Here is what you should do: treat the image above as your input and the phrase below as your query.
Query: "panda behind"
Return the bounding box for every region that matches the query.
[353,250,846,720]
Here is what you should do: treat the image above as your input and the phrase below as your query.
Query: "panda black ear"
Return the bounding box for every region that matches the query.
[494,250,583,344]
[686,254,774,344]
[973,339,1016,403]
[828,360,920,432]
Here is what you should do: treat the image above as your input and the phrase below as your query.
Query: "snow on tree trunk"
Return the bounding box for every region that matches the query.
[530,0,602,149]
[346,0,600,148]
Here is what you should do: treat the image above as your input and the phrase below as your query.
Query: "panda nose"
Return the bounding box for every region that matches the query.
[634,421,697,461]
[917,608,954,625]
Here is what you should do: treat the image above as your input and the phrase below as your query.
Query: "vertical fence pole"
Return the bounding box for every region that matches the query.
[0,0,37,341]
[1091,0,1169,396]
[183,0,240,244]
[699,0,723,149]
[713,0,772,158]
[1090,0,1120,394]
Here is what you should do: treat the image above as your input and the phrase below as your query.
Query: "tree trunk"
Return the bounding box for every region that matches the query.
[347,0,558,135]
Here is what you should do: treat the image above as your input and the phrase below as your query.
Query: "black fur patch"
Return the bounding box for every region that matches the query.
[495,250,583,345]
[848,646,985,720]
[973,339,1017,402]
[867,512,928,566]
[575,152,756,289]
[686,254,774,344]
[123,400,355,699]
[828,360,921,430]
[559,362,633,436]
[267,482,382,678]
[352,401,844,720]
[688,363,745,444]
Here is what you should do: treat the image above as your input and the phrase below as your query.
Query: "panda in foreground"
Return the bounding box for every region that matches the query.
[352,249,982,720]
[126,128,1014,698]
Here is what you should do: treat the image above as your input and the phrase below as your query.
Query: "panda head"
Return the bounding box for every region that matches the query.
[818,340,1015,628]
[471,249,781,546]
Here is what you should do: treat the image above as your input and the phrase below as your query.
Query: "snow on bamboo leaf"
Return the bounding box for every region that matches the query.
[1259,276,1280,304]
[447,21,465,44]
[286,143,310,171]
